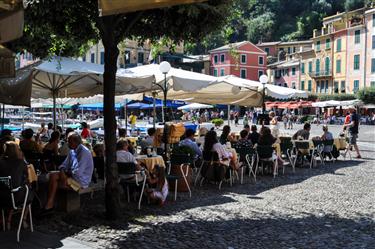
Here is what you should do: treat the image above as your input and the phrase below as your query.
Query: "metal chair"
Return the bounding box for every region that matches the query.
[321,139,335,163]
[310,139,324,167]
[235,145,256,184]
[166,153,192,201]
[292,141,313,168]
[118,162,147,210]
[279,137,295,173]
[0,176,33,242]
[256,145,277,178]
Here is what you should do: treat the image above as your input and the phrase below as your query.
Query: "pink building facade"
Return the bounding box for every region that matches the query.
[269,60,300,89]
[209,41,267,81]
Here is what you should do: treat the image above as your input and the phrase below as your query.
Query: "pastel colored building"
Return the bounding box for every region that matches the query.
[209,41,267,81]
[364,8,375,89]
[268,59,300,89]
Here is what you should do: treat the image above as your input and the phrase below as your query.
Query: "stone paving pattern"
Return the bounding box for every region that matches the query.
[33,124,375,249]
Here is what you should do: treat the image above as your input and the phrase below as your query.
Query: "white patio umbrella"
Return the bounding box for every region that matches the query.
[177,103,214,110]
[31,57,153,127]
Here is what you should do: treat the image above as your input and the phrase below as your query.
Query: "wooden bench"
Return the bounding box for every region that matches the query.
[56,180,104,212]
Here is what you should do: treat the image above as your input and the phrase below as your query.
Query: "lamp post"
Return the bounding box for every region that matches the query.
[259,74,268,114]
[159,61,171,123]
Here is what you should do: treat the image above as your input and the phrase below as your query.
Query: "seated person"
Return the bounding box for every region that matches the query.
[321,125,334,155]
[179,129,202,159]
[204,130,239,171]
[59,128,74,156]
[219,125,237,145]
[43,131,61,170]
[118,128,127,139]
[20,129,42,156]
[0,129,15,156]
[236,129,253,149]
[0,142,34,229]
[43,133,93,212]
[258,127,284,165]
[248,125,260,145]
[146,165,168,206]
[116,139,139,166]
[196,127,207,148]
[292,123,311,140]
[243,124,250,133]
[140,128,156,153]
[93,143,104,157]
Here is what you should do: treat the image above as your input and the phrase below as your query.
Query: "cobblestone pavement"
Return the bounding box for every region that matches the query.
[35,124,375,249]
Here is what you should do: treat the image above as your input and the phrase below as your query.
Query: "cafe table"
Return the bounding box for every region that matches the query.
[136,155,165,172]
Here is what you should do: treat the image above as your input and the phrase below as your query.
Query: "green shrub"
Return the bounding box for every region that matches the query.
[357,87,375,104]
[317,94,356,101]
[212,118,224,127]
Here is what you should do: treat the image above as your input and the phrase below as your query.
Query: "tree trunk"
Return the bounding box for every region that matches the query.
[101,16,121,220]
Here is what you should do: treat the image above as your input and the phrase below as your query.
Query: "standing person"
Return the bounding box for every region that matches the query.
[315,108,320,125]
[230,110,234,124]
[38,123,48,141]
[80,122,91,139]
[129,112,137,133]
[343,112,351,131]
[343,110,361,158]
[220,110,225,119]
[282,114,288,129]
[287,112,293,130]
[234,112,239,127]
[47,123,54,139]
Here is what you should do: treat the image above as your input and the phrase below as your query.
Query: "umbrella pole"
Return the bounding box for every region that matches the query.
[53,92,57,130]
[1,104,4,130]
[227,105,230,126]
[125,98,128,135]
[153,94,156,129]
[22,107,25,130]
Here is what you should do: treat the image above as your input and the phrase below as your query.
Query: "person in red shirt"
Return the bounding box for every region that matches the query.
[81,122,91,139]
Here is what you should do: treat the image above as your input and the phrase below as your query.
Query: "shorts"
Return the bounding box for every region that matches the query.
[349,133,358,145]
[67,177,82,192]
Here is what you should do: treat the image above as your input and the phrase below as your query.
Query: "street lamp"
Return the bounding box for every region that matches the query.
[259,74,268,114]
[159,61,171,123]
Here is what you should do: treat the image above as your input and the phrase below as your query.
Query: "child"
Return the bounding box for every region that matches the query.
[146,165,168,206]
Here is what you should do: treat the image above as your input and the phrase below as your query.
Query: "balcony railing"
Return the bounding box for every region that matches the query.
[309,70,332,78]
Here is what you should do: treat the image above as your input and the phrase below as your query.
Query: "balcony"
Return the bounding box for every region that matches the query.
[309,70,332,78]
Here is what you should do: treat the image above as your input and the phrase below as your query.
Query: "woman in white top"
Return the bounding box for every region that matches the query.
[203,130,239,171]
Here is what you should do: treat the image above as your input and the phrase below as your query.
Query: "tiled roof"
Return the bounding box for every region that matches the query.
[208,41,249,52]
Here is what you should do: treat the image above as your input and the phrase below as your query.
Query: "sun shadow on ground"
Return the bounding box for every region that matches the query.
[108,214,375,249]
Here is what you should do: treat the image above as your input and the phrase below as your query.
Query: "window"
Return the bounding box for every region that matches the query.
[373,14,375,27]
[354,80,359,92]
[308,80,312,91]
[284,83,288,87]
[213,68,218,76]
[308,61,312,73]
[301,63,305,74]
[336,38,342,52]
[258,56,264,65]
[292,67,296,75]
[316,41,321,51]
[341,81,346,93]
[138,52,144,64]
[371,81,375,87]
[214,55,218,64]
[355,30,360,44]
[316,59,320,74]
[100,51,104,64]
[372,35,375,49]
[325,57,330,74]
[293,47,296,53]
[241,54,247,64]
[326,38,330,49]
[292,82,296,89]
[220,68,225,76]
[91,53,95,63]
[372,58,375,73]
[287,47,291,54]
[240,68,246,79]
[82,56,86,62]
[334,81,339,93]
[220,54,225,63]
[354,55,360,70]
[258,70,263,79]
[336,59,341,73]
[265,47,270,54]
[301,80,305,90]
[125,51,130,65]
[317,81,321,93]
[325,80,329,93]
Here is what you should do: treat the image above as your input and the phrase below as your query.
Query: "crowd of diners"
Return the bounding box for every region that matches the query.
[0,108,361,229]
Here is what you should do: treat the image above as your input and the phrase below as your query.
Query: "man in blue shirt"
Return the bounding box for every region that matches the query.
[179,129,202,160]
[44,133,93,211]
